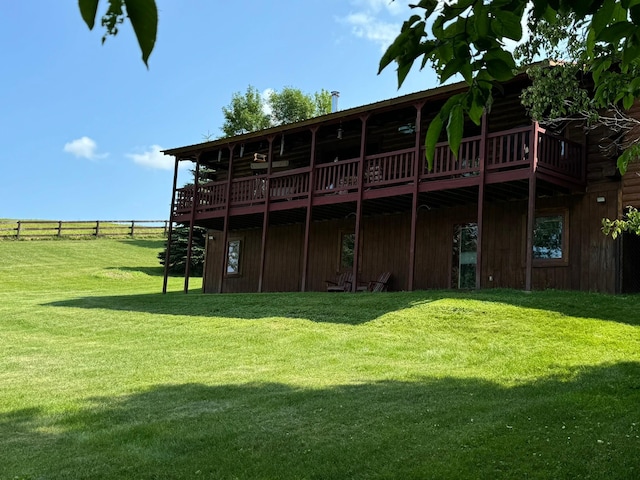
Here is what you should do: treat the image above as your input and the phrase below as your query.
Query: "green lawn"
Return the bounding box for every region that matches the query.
[1,239,639,479]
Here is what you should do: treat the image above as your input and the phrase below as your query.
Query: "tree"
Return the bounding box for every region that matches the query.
[221,86,272,137]
[380,0,640,173]
[78,0,157,66]
[220,86,331,138]
[269,87,332,125]
[158,225,207,276]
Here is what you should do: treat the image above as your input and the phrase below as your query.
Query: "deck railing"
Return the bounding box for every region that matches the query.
[173,125,584,217]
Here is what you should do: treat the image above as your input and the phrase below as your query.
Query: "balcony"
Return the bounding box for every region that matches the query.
[172,124,584,223]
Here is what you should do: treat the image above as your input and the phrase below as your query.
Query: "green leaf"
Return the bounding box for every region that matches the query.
[424,114,444,171]
[124,0,157,67]
[596,21,635,44]
[592,0,616,37]
[492,9,523,40]
[623,93,635,110]
[79,0,100,30]
[446,104,464,159]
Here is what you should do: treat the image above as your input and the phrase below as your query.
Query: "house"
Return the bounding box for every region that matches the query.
[162,72,640,295]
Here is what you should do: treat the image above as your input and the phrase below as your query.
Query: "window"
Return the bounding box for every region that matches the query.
[226,239,241,275]
[531,210,568,265]
[340,233,355,270]
[452,223,477,289]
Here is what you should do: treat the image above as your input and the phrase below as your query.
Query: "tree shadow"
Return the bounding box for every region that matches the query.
[44,289,640,326]
[105,266,166,277]
[2,363,639,479]
[117,239,166,249]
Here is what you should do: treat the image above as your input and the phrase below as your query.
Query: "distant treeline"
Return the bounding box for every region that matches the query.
[0,220,169,239]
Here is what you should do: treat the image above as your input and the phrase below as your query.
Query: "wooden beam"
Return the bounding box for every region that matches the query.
[257,136,275,292]
[525,122,540,291]
[351,115,369,292]
[184,154,200,294]
[301,127,319,291]
[218,146,235,293]
[162,156,180,294]
[408,101,425,291]
[476,112,488,290]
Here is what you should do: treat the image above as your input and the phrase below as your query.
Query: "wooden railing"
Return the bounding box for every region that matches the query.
[364,148,415,188]
[314,158,360,195]
[172,125,585,218]
[537,130,584,179]
[0,220,169,239]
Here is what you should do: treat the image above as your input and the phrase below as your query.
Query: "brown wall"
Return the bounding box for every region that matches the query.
[203,186,620,294]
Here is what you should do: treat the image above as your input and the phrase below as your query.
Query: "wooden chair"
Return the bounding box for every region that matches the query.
[326,271,353,292]
[356,271,391,292]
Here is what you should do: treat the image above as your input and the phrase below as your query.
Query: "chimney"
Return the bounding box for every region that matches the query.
[331,91,340,113]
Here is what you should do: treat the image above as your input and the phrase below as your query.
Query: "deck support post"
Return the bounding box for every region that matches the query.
[351,115,369,292]
[162,155,181,294]
[258,137,275,292]
[408,102,425,291]
[184,153,201,294]
[301,127,319,292]
[525,122,540,291]
[219,146,236,293]
[476,112,488,290]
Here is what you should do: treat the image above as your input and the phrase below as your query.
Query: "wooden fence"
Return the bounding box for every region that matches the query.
[0,220,169,239]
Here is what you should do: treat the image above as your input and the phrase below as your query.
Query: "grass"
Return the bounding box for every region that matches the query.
[0,239,639,479]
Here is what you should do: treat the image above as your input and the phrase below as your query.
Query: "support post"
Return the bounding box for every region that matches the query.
[525,122,540,291]
[408,102,424,291]
[301,127,318,291]
[476,112,488,289]
[184,154,201,294]
[57,221,63,237]
[95,220,100,237]
[162,156,181,294]
[130,220,135,237]
[351,115,369,292]
[218,146,235,293]
[257,136,275,292]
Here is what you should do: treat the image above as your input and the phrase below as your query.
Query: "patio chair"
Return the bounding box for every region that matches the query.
[356,271,391,292]
[326,271,353,292]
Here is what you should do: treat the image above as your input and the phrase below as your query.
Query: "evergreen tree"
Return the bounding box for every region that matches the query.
[158,225,207,276]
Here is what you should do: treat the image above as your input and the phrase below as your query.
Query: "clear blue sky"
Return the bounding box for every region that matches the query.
[0,1,437,221]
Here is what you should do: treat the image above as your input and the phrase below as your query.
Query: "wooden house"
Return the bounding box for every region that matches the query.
[162,73,640,294]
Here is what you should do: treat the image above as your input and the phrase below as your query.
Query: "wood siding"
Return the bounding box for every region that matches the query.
[203,186,620,294]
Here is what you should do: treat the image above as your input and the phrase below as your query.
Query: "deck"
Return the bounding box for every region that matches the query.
[172,125,584,223]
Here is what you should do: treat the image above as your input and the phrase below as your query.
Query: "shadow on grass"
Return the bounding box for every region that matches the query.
[117,239,166,249]
[2,362,639,479]
[106,266,166,277]
[45,289,640,326]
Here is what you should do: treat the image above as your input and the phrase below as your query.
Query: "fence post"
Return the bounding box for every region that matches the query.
[130,220,135,237]
[95,221,100,237]
[57,221,63,237]
[164,220,168,237]
[16,221,21,239]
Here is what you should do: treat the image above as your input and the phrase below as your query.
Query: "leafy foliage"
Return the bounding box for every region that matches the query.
[269,87,332,125]
[381,0,640,172]
[221,86,331,138]
[79,0,157,66]
[158,225,207,276]
[602,206,640,238]
[221,86,272,138]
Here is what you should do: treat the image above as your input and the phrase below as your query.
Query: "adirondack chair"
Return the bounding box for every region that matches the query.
[356,271,392,292]
[326,271,353,292]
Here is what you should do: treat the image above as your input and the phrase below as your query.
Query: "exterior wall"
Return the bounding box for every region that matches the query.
[202,184,620,294]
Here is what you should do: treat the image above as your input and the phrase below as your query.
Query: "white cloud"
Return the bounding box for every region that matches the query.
[63,136,108,160]
[127,145,173,170]
[262,88,274,117]
[340,0,412,51]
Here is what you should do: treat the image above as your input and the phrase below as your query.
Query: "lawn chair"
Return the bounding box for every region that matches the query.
[356,271,391,292]
[326,271,353,292]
